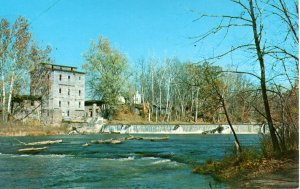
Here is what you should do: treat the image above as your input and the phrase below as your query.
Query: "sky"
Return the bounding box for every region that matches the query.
[0,0,243,69]
[0,0,296,85]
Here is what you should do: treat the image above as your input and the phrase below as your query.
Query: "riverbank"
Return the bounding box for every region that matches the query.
[193,149,299,188]
[0,122,68,136]
[238,157,298,188]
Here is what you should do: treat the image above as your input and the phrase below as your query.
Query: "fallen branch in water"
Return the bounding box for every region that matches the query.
[15,139,63,146]
[91,139,122,144]
[18,147,47,152]
[125,135,169,141]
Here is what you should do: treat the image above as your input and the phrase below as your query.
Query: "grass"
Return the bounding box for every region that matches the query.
[193,149,298,183]
[193,137,299,187]
[0,121,68,136]
[193,149,264,181]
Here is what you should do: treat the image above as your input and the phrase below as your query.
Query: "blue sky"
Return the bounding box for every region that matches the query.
[1,0,296,84]
[0,0,243,69]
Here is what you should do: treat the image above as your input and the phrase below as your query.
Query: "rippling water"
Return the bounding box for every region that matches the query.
[0,134,260,188]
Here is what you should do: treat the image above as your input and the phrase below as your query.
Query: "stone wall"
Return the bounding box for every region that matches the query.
[33,63,86,124]
[29,63,86,125]
[41,109,63,126]
[12,99,42,121]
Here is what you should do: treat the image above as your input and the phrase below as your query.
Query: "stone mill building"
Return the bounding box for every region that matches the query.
[30,63,85,124]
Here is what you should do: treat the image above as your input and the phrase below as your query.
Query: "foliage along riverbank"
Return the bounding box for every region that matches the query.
[193,141,299,188]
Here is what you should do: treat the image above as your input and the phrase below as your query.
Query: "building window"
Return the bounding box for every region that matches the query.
[67,110,70,117]
[59,74,62,81]
[59,88,61,94]
[79,90,81,96]
[79,76,81,80]
[79,101,81,108]
[68,89,70,95]
[68,101,70,107]
[68,75,70,80]
[59,101,61,107]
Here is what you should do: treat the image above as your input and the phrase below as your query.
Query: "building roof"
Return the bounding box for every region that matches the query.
[39,62,85,74]
[40,62,77,69]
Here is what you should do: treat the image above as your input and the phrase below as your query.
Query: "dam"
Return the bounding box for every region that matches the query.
[100,124,265,134]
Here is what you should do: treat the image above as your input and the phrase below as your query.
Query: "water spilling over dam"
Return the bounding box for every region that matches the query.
[101,124,265,134]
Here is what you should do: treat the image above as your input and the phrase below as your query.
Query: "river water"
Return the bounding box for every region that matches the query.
[0,134,260,188]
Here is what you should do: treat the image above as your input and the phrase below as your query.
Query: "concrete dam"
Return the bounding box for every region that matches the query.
[100,124,265,134]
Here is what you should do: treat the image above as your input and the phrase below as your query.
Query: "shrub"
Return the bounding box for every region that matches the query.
[260,135,276,158]
[193,147,262,180]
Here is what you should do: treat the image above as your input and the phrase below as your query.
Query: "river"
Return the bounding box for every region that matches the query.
[0,134,260,188]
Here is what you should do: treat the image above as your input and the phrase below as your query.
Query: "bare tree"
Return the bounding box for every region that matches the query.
[203,63,242,152]
[0,17,32,122]
[0,18,10,121]
[248,0,281,152]
[192,0,299,153]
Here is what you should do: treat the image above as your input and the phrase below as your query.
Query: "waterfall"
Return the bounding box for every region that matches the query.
[100,124,262,134]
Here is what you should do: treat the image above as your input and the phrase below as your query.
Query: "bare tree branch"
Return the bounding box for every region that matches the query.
[221,70,261,80]
[196,44,255,63]
[193,14,252,23]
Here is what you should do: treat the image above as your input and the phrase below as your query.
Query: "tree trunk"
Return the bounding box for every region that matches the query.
[163,77,171,122]
[141,85,145,105]
[151,65,155,118]
[159,83,162,117]
[181,103,184,121]
[156,98,158,122]
[167,103,172,122]
[7,72,14,117]
[195,88,199,123]
[1,62,6,122]
[148,103,151,122]
[249,0,281,153]
[191,88,194,118]
[221,96,241,152]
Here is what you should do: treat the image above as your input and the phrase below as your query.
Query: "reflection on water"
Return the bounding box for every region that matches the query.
[0,134,259,188]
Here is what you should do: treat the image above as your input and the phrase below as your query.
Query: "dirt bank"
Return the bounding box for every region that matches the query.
[232,152,299,189]
[237,158,298,188]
